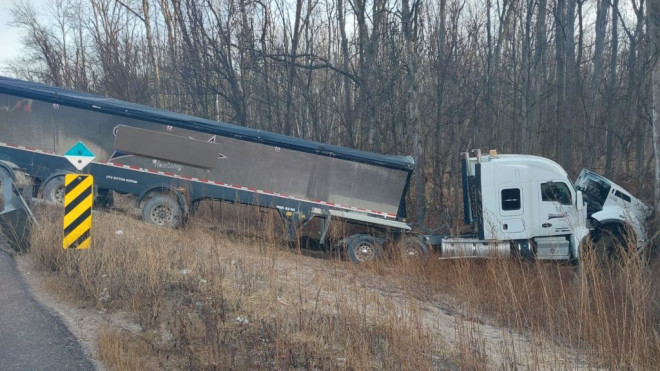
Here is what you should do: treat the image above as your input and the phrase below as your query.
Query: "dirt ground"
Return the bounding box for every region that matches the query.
[12,239,597,370]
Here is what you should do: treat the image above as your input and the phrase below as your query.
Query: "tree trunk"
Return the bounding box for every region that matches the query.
[649,0,660,214]
[337,0,354,147]
[562,0,576,174]
[529,0,546,155]
[554,0,566,163]
[629,1,645,180]
[584,0,609,167]
[433,0,447,210]
[519,0,533,154]
[402,0,424,226]
[142,0,162,106]
[284,0,304,136]
[604,0,619,177]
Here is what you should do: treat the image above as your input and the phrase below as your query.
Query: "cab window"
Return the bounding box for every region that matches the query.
[501,188,521,211]
[541,182,572,205]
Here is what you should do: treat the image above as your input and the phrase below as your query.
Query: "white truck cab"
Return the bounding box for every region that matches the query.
[440,150,590,260]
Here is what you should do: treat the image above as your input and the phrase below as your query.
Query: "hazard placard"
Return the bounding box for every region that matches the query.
[64,142,95,171]
[62,174,93,249]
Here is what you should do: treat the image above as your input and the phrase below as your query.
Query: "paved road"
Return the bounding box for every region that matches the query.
[0,249,96,370]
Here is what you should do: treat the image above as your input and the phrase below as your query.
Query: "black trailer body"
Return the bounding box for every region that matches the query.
[0,76,413,238]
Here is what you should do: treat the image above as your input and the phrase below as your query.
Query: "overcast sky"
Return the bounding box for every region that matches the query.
[0,1,23,65]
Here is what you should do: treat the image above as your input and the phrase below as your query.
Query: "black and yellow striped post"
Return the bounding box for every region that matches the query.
[63,174,93,249]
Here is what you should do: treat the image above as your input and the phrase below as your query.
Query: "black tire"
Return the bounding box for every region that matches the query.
[399,236,430,260]
[42,176,65,204]
[142,195,183,228]
[346,235,383,263]
[591,225,630,262]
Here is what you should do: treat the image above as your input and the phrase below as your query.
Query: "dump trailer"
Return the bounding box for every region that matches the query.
[0,76,415,261]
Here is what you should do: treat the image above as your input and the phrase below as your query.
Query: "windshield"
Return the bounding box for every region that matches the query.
[574,169,611,215]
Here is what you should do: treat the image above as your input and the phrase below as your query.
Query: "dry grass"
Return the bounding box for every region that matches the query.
[26,200,660,369]
[97,328,150,370]
[379,249,660,369]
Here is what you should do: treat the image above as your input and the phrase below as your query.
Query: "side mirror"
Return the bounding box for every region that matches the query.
[576,190,584,212]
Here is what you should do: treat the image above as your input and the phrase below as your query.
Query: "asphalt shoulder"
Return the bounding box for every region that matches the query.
[0,248,97,371]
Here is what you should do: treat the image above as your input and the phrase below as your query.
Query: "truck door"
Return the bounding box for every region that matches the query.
[495,187,526,239]
[537,181,574,236]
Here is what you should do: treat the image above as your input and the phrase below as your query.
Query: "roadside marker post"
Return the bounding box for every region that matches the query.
[62,174,93,249]
[62,174,94,249]
[62,142,95,250]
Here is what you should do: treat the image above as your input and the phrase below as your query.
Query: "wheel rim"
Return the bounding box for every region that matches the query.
[403,246,419,258]
[400,238,426,260]
[150,204,173,225]
[354,242,376,262]
[53,185,65,203]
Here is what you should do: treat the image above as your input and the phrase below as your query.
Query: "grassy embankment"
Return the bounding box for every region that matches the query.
[26,200,660,369]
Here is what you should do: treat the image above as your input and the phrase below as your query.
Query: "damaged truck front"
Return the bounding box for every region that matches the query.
[574,169,652,257]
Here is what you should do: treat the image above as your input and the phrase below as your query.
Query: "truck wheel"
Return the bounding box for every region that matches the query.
[399,236,430,260]
[591,225,629,261]
[346,235,383,263]
[42,176,65,204]
[142,195,182,228]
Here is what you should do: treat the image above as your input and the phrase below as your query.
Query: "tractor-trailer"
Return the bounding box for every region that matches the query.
[0,77,650,262]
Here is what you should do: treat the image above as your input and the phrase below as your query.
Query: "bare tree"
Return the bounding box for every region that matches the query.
[563,0,577,173]
[649,0,660,214]
[10,1,64,85]
[336,0,354,147]
[604,0,619,177]
[352,0,388,150]
[527,0,547,155]
[402,0,425,225]
[554,0,567,166]
[584,0,609,167]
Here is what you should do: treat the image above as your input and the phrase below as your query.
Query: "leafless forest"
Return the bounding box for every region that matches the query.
[3,0,659,225]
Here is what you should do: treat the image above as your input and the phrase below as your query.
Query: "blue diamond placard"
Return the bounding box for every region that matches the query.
[64,142,96,171]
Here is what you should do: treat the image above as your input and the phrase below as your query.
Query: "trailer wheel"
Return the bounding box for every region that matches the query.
[142,195,182,228]
[346,235,383,264]
[42,176,65,204]
[399,236,430,260]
